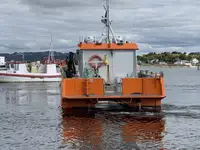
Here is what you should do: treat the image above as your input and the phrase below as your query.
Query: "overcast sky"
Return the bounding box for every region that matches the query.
[0,0,199,54]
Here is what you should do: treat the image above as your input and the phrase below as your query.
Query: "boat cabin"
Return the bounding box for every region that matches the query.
[7,61,60,74]
[76,37,139,84]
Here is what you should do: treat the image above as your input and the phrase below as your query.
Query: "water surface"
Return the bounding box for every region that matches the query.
[0,67,200,149]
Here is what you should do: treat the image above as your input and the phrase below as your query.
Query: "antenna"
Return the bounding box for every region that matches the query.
[22,52,24,62]
[106,0,110,43]
[48,33,55,63]
[20,52,25,62]
[50,34,54,61]
[100,0,117,43]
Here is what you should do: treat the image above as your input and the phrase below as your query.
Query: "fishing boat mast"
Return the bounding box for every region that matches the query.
[22,52,25,62]
[47,34,55,63]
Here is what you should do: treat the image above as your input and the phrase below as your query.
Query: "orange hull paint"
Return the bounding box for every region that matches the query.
[78,43,139,50]
[60,77,165,110]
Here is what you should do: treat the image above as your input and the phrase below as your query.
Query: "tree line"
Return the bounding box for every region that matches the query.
[2,51,200,64]
[0,51,70,62]
[137,51,200,64]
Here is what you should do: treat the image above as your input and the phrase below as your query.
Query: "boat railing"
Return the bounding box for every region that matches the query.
[137,70,164,78]
[61,77,165,99]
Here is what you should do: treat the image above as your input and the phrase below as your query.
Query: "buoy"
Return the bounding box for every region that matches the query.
[88,55,104,69]
[103,55,109,65]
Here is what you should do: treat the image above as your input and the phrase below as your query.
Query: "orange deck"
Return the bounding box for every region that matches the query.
[63,94,165,99]
[61,77,165,110]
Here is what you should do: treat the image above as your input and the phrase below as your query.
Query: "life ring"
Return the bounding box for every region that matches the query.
[88,55,104,69]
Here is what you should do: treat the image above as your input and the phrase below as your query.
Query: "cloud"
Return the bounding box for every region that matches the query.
[0,0,199,54]
[20,0,98,8]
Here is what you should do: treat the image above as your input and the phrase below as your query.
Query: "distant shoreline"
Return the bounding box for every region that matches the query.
[140,64,198,68]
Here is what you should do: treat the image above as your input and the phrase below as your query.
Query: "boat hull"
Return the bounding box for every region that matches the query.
[60,77,166,112]
[0,73,61,82]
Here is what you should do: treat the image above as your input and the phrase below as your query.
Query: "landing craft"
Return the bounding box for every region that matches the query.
[60,0,166,113]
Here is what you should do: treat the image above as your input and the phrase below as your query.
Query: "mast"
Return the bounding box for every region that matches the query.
[101,0,116,43]
[106,0,110,43]
[48,33,54,63]
[50,34,54,61]
[22,52,24,62]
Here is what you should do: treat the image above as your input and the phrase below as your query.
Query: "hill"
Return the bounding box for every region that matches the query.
[0,51,70,62]
[137,51,200,64]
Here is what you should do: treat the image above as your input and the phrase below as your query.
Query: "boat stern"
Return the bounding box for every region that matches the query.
[61,75,165,112]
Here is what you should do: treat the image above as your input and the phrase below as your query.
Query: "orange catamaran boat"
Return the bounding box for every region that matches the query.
[60,0,166,112]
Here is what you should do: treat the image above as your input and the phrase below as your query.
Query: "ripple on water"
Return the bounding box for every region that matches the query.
[1,67,200,150]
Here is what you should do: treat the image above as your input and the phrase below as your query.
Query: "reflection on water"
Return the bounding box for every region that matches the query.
[5,84,32,105]
[61,110,165,150]
[2,83,60,107]
[122,116,165,149]
[62,116,102,149]
[1,66,200,150]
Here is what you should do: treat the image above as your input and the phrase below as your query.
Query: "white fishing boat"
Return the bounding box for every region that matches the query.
[0,62,61,82]
[0,36,62,83]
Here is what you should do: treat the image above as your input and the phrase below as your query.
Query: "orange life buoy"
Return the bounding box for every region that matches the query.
[88,55,104,69]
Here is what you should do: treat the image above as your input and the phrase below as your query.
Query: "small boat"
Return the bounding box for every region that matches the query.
[0,37,61,83]
[184,62,197,68]
[60,0,166,112]
[0,62,61,82]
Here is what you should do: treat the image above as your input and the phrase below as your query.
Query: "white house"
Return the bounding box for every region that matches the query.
[191,58,199,64]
